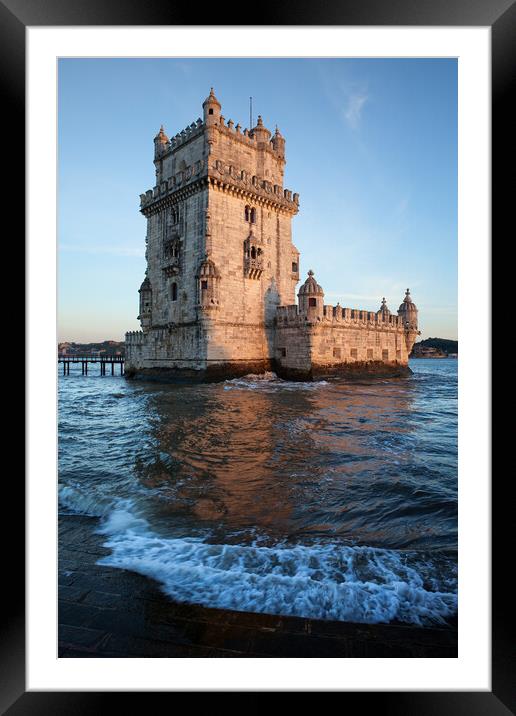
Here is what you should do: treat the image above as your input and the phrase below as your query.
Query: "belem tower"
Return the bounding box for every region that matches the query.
[125,89,420,381]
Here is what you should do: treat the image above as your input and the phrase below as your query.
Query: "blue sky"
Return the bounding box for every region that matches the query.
[58,58,457,342]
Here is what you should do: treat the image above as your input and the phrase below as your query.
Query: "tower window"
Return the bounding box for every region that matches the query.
[292,262,298,273]
[208,108,214,115]
[309,297,317,307]
[171,283,177,301]
[201,280,208,290]
[245,205,257,224]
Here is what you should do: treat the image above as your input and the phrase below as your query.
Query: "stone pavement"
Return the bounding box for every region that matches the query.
[59,515,458,658]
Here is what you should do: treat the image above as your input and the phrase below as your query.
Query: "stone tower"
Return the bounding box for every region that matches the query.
[126,89,300,378]
[126,89,419,381]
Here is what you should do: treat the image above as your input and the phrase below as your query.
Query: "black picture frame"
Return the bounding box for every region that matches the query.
[8,0,509,710]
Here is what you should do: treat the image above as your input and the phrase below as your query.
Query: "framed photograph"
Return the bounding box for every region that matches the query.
[10,0,508,709]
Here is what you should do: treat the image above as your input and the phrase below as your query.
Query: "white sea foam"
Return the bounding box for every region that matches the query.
[223,372,328,392]
[96,504,457,626]
[58,484,115,517]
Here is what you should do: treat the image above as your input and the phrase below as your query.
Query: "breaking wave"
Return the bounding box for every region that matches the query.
[223,371,328,391]
[96,503,457,627]
[59,483,114,517]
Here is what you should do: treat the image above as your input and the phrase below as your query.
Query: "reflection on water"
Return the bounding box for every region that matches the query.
[59,360,458,625]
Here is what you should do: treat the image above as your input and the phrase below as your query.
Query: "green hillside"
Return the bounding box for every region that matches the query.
[412,338,458,356]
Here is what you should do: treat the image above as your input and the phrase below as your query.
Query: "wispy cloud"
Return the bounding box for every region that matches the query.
[343,92,369,129]
[317,63,370,131]
[59,244,144,258]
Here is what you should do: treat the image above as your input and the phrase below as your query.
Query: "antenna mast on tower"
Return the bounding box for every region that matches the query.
[249,96,253,130]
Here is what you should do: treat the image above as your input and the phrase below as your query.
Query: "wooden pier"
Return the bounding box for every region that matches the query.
[58,355,124,376]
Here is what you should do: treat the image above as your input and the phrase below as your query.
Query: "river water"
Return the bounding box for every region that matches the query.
[58,359,458,626]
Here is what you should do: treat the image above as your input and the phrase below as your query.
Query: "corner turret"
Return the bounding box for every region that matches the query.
[138,275,153,331]
[397,288,420,353]
[154,125,169,160]
[298,270,324,320]
[271,126,285,159]
[251,115,272,145]
[196,253,220,312]
[203,87,221,126]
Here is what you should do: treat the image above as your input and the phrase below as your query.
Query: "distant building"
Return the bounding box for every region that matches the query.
[126,89,420,380]
[412,345,447,358]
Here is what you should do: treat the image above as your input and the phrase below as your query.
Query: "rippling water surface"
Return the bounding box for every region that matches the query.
[58,359,458,626]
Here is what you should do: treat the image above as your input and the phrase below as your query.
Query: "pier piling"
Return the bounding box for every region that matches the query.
[58,355,124,377]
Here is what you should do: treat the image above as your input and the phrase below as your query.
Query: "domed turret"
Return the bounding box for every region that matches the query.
[197,256,220,279]
[154,125,169,159]
[271,125,285,159]
[397,288,419,354]
[197,253,220,311]
[138,275,152,331]
[203,87,221,125]
[298,269,324,297]
[251,115,271,145]
[397,288,418,328]
[377,297,391,320]
[298,270,324,319]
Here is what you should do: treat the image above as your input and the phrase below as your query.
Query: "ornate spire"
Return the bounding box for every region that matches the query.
[154,125,169,142]
[398,288,418,316]
[377,296,391,317]
[298,270,324,296]
[203,87,221,108]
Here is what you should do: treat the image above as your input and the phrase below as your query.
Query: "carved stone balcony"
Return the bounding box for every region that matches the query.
[162,238,181,277]
[162,255,180,278]
[243,232,264,279]
[244,255,264,279]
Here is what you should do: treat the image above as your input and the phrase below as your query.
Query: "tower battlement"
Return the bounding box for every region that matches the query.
[126,89,419,381]
[276,303,406,329]
[140,90,298,215]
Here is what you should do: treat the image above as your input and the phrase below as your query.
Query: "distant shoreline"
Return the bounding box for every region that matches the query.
[410,355,457,359]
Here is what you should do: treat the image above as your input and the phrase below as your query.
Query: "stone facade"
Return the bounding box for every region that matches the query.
[126,90,420,381]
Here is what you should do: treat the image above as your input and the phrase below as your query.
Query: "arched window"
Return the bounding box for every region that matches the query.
[245,206,257,224]
[171,283,177,301]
